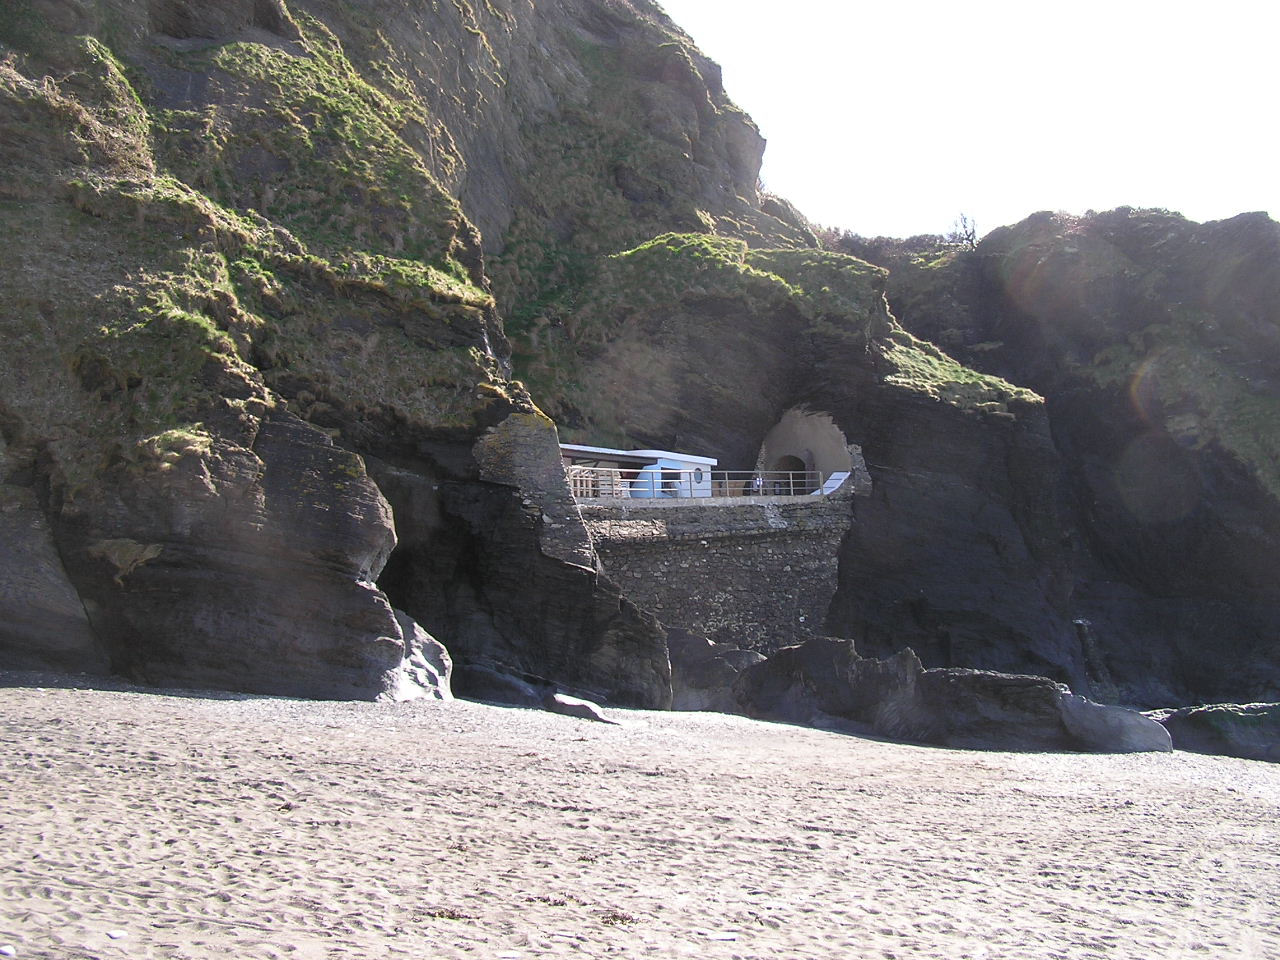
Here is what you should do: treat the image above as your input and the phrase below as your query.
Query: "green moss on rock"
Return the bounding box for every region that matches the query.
[876,328,1042,412]
[1,15,513,505]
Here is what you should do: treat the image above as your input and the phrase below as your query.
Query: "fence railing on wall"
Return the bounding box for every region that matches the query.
[566,466,829,500]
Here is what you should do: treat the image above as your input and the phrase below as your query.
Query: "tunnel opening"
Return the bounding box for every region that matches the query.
[757,407,854,494]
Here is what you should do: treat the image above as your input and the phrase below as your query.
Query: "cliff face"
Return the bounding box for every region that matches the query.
[506,226,1087,687]
[5,0,1272,711]
[3,0,741,704]
[842,210,1280,705]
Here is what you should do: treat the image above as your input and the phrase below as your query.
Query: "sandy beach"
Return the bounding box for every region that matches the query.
[1,671,1277,960]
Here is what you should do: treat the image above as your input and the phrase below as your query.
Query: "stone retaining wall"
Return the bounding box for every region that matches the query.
[579,494,854,653]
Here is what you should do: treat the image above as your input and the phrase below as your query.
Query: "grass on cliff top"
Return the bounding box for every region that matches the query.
[600,234,885,321]
[877,328,1042,412]
[513,233,885,361]
[1,30,511,499]
[148,12,483,292]
[509,231,1035,438]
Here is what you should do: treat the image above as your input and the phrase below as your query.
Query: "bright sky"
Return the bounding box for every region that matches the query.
[656,0,1279,239]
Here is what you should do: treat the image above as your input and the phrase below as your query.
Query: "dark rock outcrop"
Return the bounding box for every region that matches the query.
[54,411,414,700]
[735,637,1169,753]
[0,440,105,672]
[839,210,1280,706]
[823,378,1084,689]
[733,638,922,733]
[1152,703,1280,762]
[668,630,765,712]
[1,0,684,704]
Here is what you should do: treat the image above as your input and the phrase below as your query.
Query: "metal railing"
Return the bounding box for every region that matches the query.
[566,466,827,500]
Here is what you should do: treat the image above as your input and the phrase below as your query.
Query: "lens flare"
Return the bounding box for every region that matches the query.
[1113,431,1201,525]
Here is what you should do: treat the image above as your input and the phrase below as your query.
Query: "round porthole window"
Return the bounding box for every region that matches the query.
[693,468,704,483]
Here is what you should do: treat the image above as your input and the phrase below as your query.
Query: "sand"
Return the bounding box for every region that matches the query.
[1,671,1277,960]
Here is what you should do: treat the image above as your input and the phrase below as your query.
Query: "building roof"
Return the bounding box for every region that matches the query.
[560,443,718,466]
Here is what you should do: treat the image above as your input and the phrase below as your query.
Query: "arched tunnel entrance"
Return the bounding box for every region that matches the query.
[757,408,854,493]
[770,454,811,495]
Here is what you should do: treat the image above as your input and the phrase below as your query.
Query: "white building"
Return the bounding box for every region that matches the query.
[560,443,717,499]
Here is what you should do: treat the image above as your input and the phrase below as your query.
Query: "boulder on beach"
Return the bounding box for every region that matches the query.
[542,692,619,725]
[1060,693,1172,754]
[735,636,1171,754]
[902,668,1075,751]
[1152,703,1280,762]
[389,610,453,702]
[668,630,766,713]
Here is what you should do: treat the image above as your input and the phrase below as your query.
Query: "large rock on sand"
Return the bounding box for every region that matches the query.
[736,637,1169,753]
[1153,703,1280,762]
[55,413,415,701]
[542,692,619,725]
[903,668,1075,751]
[733,637,920,729]
[1060,693,1172,754]
[668,630,765,712]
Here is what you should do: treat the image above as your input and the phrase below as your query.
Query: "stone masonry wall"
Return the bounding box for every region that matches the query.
[579,494,854,653]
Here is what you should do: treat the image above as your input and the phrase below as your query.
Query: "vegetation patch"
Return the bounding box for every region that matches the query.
[1087,316,1280,499]
[1,18,512,505]
[877,328,1041,412]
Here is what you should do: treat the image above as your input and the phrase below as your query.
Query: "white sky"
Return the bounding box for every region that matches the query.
[656,0,1279,238]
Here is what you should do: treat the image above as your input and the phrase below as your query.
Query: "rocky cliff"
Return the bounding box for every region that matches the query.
[3,0,1275,712]
[4,0,765,704]
[513,227,1084,691]
[839,210,1280,705]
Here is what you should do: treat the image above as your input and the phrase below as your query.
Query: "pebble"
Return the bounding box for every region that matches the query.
[0,944,17,957]
[106,930,128,940]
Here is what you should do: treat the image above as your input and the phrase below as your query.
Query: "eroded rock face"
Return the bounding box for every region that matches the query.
[1,0,677,703]
[0,440,105,672]
[369,413,671,708]
[823,381,1084,689]
[733,639,922,732]
[391,610,453,702]
[54,411,411,699]
[839,210,1280,706]
[668,631,765,712]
